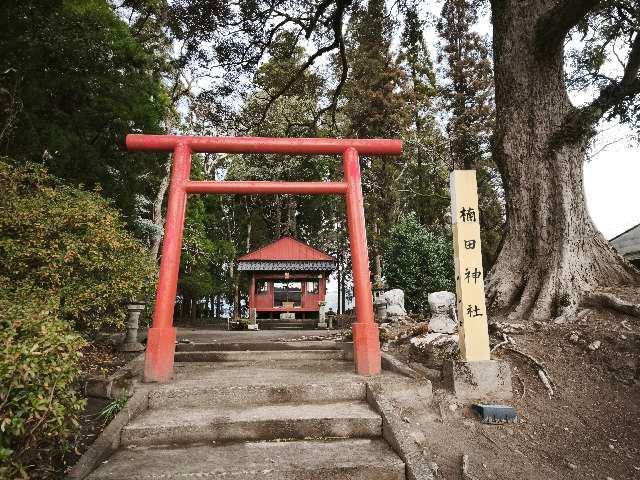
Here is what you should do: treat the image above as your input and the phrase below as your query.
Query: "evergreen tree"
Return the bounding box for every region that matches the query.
[437,0,494,170]
[0,0,172,233]
[340,0,410,281]
[437,0,504,268]
[397,3,450,232]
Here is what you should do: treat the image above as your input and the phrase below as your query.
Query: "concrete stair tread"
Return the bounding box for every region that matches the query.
[175,340,341,352]
[173,349,344,362]
[88,438,405,480]
[171,358,359,377]
[127,400,378,428]
[122,401,381,445]
[149,375,368,409]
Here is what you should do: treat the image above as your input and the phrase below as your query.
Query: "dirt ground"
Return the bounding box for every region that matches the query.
[78,343,131,377]
[391,308,640,480]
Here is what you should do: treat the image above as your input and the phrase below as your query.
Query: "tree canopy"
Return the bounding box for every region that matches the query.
[3,0,635,322]
[0,0,172,233]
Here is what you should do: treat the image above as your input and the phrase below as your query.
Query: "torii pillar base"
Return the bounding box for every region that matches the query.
[143,327,177,383]
[352,322,381,375]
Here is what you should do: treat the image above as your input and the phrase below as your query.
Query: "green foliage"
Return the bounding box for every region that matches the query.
[226,37,337,249]
[399,3,438,133]
[567,1,640,132]
[97,392,129,426]
[0,160,155,332]
[180,194,236,301]
[383,214,455,313]
[0,288,86,478]
[437,0,495,169]
[0,0,171,231]
[339,0,412,267]
[437,0,504,267]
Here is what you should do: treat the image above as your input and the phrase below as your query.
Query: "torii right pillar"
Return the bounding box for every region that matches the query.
[443,170,513,403]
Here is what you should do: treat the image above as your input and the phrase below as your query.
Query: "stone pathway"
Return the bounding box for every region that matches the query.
[84,331,419,479]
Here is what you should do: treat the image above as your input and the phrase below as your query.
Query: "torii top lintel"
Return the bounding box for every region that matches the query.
[126,134,403,156]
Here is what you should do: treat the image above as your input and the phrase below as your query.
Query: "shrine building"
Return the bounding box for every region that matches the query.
[237,237,337,329]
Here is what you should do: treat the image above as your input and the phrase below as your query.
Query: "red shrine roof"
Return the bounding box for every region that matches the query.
[238,237,335,262]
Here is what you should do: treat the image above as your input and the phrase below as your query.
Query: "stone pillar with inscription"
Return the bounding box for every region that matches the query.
[450,170,490,361]
[317,301,328,329]
[443,170,512,402]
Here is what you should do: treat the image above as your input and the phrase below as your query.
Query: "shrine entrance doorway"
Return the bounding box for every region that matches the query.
[126,134,402,382]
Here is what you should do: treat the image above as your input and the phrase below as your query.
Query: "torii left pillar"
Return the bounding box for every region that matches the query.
[127,135,402,383]
[144,143,192,382]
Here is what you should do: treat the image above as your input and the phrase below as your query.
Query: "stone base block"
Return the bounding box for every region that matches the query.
[317,321,328,329]
[340,341,354,361]
[117,342,145,352]
[442,360,512,403]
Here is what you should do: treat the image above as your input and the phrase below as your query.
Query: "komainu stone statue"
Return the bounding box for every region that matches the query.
[427,291,457,334]
[383,289,407,319]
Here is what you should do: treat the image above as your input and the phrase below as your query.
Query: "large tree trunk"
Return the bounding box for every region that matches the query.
[487,0,639,321]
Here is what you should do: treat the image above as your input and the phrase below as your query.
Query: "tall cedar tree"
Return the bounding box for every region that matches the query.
[341,0,410,281]
[438,0,494,169]
[438,0,504,269]
[397,4,451,232]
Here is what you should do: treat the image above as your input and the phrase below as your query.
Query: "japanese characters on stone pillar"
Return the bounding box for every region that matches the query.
[450,170,491,361]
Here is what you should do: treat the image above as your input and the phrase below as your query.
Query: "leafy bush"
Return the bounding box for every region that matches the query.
[382,213,455,313]
[0,159,155,476]
[0,159,155,332]
[0,288,86,478]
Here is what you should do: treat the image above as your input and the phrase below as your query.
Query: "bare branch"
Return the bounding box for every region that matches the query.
[305,0,334,39]
[621,32,640,86]
[313,26,349,131]
[559,78,640,143]
[587,134,632,160]
[535,0,602,57]
[557,32,640,144]
[252,0,352,132]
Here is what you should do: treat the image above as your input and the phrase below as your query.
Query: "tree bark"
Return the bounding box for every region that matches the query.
[487,0,640,321]
[149,157,171,262]
[284,196,297,236]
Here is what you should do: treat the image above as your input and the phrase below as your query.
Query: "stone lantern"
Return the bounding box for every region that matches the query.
[372,279,387,322]
[117,301,146,352]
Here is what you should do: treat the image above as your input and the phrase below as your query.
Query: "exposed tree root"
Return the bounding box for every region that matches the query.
[581,292,640,319]
[486,224,640,323]
[461,454,479,480]
[493,334,555,397]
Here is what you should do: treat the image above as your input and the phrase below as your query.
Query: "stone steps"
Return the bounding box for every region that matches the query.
[173,349,344,363]
[149,378,367,408]
[83,349,408,479]
[121,400,381,446]
[87,438,405,480]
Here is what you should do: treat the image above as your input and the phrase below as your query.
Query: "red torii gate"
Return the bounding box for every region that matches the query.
[126,134,403,382]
